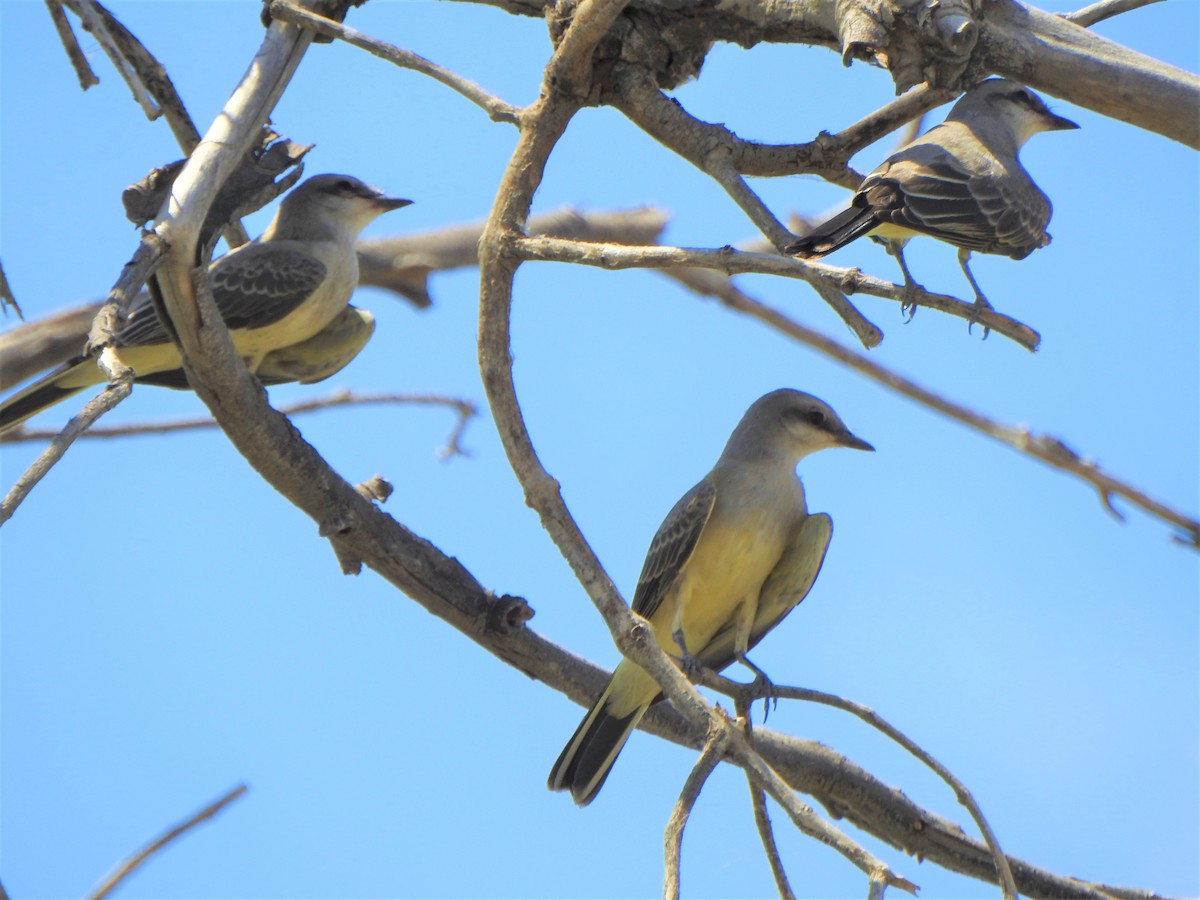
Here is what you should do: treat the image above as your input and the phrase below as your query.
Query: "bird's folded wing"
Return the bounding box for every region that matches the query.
[631,479,716,621]
[207,244,328,330]
[871,157,1050,257]
[115,245,328,349]
[698,512,832,672]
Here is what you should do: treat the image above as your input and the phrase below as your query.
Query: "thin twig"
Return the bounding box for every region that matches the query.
[65,0,161,120]
[733,725,919,895]
[675,159,884,347]
[733,692,796,900]
[0,374,133,526]
[88,229,169,356]
[664,725,728,900]
[45,0,99,89]
[662,265,1198,547]
[59,0,251,246]
[86,784,248,900]
[1063,0,1164,27]
[707,670,1017,900]
[748,780,796,900]
[0,259,21,319]
[268,0,521,124]
[0,391,479,460]
[66,0,202,148]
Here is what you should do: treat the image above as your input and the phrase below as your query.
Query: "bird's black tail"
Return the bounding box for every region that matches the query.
[548,685,647,807]
[785,205,878,259]
[0,358,91,434]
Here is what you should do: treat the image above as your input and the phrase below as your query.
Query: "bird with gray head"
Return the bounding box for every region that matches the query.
[0,174,410,433]
[548,389,873,806]
[786,79,1078,313]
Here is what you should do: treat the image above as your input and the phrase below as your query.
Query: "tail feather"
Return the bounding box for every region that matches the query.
[0,357,94,434]
[548,699,645,807]
[785,205,879,258]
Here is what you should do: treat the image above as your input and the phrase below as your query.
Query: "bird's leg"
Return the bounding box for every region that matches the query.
[878,238,922,321]
[957,248,994,338]
[735,651,778,722]
[671,628,703,681]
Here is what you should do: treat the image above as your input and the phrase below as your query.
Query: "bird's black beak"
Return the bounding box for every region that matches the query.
[1044,111,1080,131]
[373,196,414,212]
[839,431,875,452]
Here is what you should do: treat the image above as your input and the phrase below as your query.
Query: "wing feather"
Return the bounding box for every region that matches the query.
[114,244,328,349]
[631,479,716,622]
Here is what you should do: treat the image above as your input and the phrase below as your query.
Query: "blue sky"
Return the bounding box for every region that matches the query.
[1,1,1197,897]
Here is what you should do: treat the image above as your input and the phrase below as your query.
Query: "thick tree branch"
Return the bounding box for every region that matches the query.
[978,2,1198,147]
[450,0,1198,146]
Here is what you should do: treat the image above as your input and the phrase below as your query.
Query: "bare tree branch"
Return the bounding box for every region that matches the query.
[86,784,248,900]
[44,0,98,89]
[747,777,796,900]
[268,0,522,123]
[1063,0,1164,28]
[659,265,1199,548]
[0,373,133,527]
[0,390,479,460]
[450,0,1199,146]
[358,206,673,307]
[514,235,1042,350]
[0,259,21,320]
[663,724,728,900]
[711,672,1018,900]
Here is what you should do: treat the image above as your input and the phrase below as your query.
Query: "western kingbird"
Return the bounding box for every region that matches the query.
[785,79,1078,309]
[548,389,873,806]
[0,175,409,433]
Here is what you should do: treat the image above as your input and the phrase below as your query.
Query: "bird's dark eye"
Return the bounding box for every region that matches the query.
[335,178,358,194]
[786,407,826,428]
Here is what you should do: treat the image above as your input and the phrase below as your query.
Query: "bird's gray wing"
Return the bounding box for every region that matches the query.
[113,292,171,348]
[868,154,1051,257]
[697,512,832,672]
[207,243,328,331]
[115,245,328,349]
[631,479,717,622]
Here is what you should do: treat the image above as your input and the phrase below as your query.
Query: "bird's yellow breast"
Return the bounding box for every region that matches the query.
[650,510,790,658]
